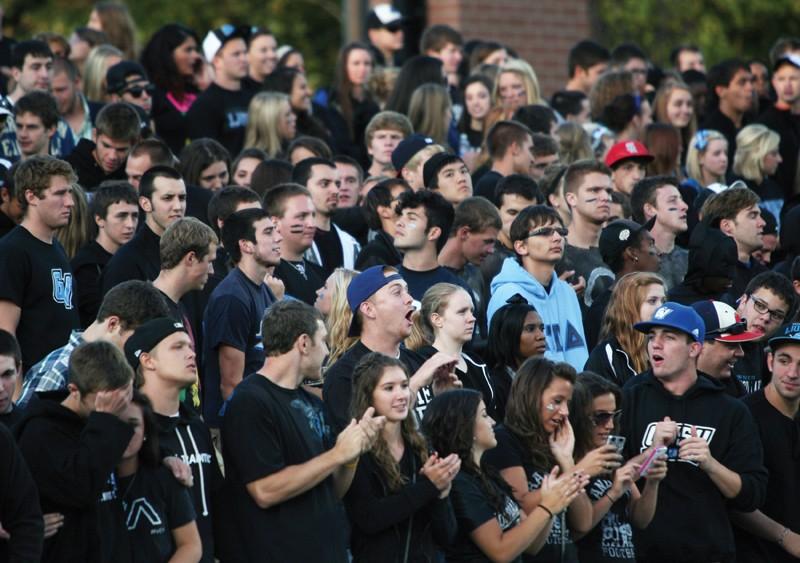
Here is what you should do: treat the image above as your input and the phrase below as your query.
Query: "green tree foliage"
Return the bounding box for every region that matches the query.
[595,0,800,66]
[3,0,343,88]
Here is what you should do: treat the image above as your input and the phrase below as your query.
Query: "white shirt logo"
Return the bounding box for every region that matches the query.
[654,306,672,320]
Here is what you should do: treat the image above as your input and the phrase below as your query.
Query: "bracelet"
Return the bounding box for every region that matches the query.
[538,504,554,519]
[604,491,618,504]
[778,527,790,546]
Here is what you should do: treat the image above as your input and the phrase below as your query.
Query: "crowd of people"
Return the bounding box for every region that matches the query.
[1,1,800,562]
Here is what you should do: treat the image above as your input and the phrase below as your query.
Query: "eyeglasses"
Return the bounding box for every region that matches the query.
[748,294,787,323]
[705,320,747,338]
[122,84,154,99]
[590,410,622,427]
[527,226,568,238]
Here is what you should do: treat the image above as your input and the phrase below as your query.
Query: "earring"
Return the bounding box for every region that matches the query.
[633,256,639,263]
[473,436,478,442]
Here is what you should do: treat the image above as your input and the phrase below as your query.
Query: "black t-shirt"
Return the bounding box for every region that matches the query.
[398,265,473,302]
[576,477,635,563]
[737,390,800,563]
[314,226,344,278]
[0,226,80,368]
[474,170,503,203]
[323,341,426,433]
[101,223,161,294]
[734,341,766,395]
[0,208,15,239]
[221,373,348,562]
[71,240,112,328]
[120,466,196,563]
[273,258,326,305]
[756,104,800,199]
[483,425,579,563]
[186,83,256,156]
[445,470,523,563]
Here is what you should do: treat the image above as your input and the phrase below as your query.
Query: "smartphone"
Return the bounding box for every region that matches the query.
[606,435,626,453]
[638,446,667,478]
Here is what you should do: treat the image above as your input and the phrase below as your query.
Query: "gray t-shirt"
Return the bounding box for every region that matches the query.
[559,245,615,308]
[658,246,689,290]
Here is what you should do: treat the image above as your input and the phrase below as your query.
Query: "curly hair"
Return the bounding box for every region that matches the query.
[505,357,576,471]
[350,353,428,491]
[600,271,666,373]
[422,389,510,513]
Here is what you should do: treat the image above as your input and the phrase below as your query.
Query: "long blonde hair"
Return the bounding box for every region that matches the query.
[83,44,123,102]
[733,124,780,185]
[686,129,727,185]
[600,272,666,373]
[408,84,452,146]
[245,92,291,158]
[55,184,92,259]
[325,268,360,367]
[492,59,543,108]
[406,283,466,351]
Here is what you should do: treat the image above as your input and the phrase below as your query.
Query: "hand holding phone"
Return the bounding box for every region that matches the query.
[638,446,667,478]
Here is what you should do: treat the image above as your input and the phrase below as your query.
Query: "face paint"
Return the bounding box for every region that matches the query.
[288,222,305,234]
[545,402,556,411]
[407,221,418,230]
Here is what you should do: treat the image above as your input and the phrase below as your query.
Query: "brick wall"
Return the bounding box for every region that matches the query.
[426,0,592,99]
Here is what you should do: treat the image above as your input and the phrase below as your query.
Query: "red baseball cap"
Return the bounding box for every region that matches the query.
[604,140,654,168]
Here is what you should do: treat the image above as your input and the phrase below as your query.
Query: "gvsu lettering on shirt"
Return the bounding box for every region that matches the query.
[641,421,716,465]
[495,495,521,530]
[544,321,585,352]
[51,269,74,309]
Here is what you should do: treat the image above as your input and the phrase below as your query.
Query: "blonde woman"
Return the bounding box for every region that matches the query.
[83,44,123,102]
[244,92,297,158]
[400,143,446,191]
[315,268,359,367]
[685,129,728,188]
[485,59,544,131]
[653,79,697,158]
[733,124,784,223]
[585,272,667,385]
[408,84,452,147]
[55,184,92,259]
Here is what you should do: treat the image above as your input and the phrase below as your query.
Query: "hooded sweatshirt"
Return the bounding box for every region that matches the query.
[668,220,738,306]
[63,138,126,192]
[488,257,588,370]
[620,371,767,563]
[154,404,225,563]
[14,392,134,563]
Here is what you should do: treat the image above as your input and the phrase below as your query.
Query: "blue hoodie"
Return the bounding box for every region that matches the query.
[488,257,588,370]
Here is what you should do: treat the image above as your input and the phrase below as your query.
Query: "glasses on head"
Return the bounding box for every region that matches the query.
[122,84,154,99]
[590,409,622,427]
[527,226,568,238]
[748,294,786,323]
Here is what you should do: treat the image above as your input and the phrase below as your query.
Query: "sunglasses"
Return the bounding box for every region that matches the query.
[590,410,622,427]
[527,226,568,238]
[123,84,155,99]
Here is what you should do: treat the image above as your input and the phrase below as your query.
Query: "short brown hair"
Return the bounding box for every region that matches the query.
[486,120,533,160]
[420,24,463,53]
[700,185,761,223]
[364,111,413,147]
[95,102,141,144]
[451,196,501,235]
[159,217,218,270]
[14,156,76,211]
[69,340,133,394]
[262,183,312,218]
[563,159,611,195]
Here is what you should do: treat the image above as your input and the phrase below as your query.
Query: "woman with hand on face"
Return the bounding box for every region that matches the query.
[345,353,459,563]
[570,372,666,563]
[409,283,498,419]
[484,357,610,563]
[117,392,201,563]
[423,388,585,563]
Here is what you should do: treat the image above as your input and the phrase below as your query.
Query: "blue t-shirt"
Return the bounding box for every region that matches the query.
[202,268,276,427]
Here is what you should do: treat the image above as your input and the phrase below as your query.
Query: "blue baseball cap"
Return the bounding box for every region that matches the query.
[768,323,800,350]
[346,266,405,336]
[391,134,436,171]
[634,301,705,343]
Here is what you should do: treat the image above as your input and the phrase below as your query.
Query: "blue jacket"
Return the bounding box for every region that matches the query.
[488,257,588,370]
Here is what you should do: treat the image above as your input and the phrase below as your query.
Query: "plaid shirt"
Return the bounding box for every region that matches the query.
[18,331,84,408]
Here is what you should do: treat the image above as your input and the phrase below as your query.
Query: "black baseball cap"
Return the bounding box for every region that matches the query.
[106,61,148,95]
[599,217,654,266]
[124,318,188,370]
[367,4,405,30]
[391,134,435,171]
